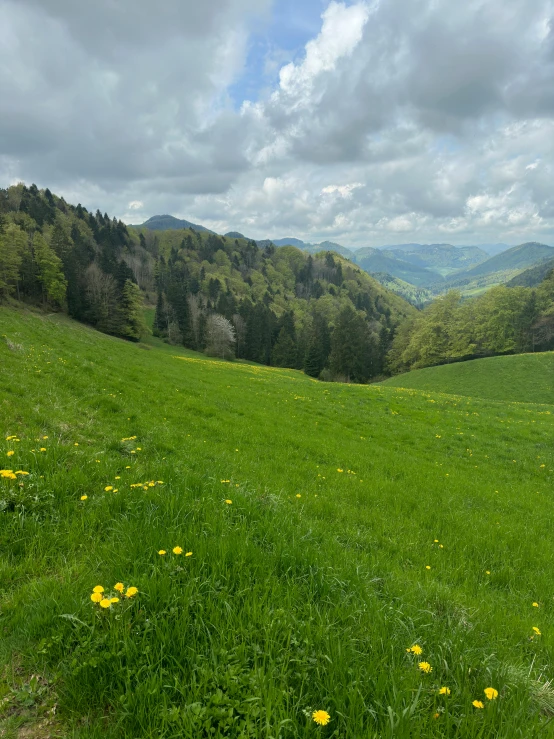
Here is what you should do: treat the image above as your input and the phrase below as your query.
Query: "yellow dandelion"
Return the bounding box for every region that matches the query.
[110,597,119,604]
[425,565,431,570]
[472,700,484,709]
[533,602,539,607]
[486,570,491,575]
[173,546,183,555]
[74,443,79,446]
[439,687,451,695]
[185,552,192,557]
[114,583,124,592]
[484,688,498,700]
[225,499,232,504]
[296,494,301,498]
[99,598,111,609]
[104,485,113,492]
[408,644,423,655]
[93,585,104,593]
[6,451,14,457]
[533,626,541,635]
[158,550,166,555]
[125,586,138,598]
[312,710,330,726]
[115,476,121,480]
[15,471,29,475]
[337,468,343,473]
[433,539,439,543]
[39,448,46,452]
[80,495,88,501]
[418,662,432,673]
[90,592,102,603]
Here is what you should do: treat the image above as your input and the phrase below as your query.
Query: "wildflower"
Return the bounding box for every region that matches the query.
[433,712,440,719]
[225,499,232,504]
[486,571,490,575]
[418,662,432,673]
[533,627,541,636]
[90,592,102,603]
[125,587,138,598]
[74,443,79,446]
[6,451,14,457]
[158,550,166,555]
[110,597,119,604]
[337,469,343,473]
[312,710,330,726]
[173,546,183,555]
[407,645,422,655]
[39,448,46,452]
[15,471,29,475]
[185,552,192,557]
[439,687,451,695]
[80,495,88,501]
[426,565,431,570]
[0,470,17,480]
[296,494,301,498]
[533,602,539,607]
[99,599,111,609]
[472,700,484,709]
[484,688,498,700]
[93,585,104,593]
[434,539,439,543]
[114,583,124,592]
[104,486,113,492]
[115,476,121,480]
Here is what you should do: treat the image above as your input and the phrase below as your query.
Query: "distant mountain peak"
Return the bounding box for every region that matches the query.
[134,214,214,233]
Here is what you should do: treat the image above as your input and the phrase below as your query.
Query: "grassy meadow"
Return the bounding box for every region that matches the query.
[382,352,554,405]
[1,307,554,738]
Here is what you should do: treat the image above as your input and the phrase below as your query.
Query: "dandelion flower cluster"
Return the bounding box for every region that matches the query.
[89,583,138,608]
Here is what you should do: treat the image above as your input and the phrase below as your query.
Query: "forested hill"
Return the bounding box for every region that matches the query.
[0,183,415,383]
[133,223,415,381]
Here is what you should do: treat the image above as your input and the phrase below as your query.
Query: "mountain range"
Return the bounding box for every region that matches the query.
[133,215,552,302]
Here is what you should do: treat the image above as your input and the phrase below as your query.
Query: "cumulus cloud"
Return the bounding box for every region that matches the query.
[1,0,554,246]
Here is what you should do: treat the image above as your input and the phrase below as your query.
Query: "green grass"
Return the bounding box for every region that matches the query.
[382,352,554,405]
[1,307,554,738]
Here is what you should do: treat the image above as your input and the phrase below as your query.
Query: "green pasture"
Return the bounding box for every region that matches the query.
[382,352,554,405]
[1,307,553,738]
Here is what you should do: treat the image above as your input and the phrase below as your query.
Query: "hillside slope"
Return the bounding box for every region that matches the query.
[382,352,554,404]
[453,242,554,280]
[1,308,554,738]
[353,247,442,287]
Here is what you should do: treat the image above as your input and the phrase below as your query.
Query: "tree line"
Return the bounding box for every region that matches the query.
[389,279,554,373]
[0,184,147,340]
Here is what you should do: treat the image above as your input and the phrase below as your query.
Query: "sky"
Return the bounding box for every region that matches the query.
[1,0,553,248]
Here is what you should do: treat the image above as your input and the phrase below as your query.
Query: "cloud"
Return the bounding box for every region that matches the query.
[0,0,553,246]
